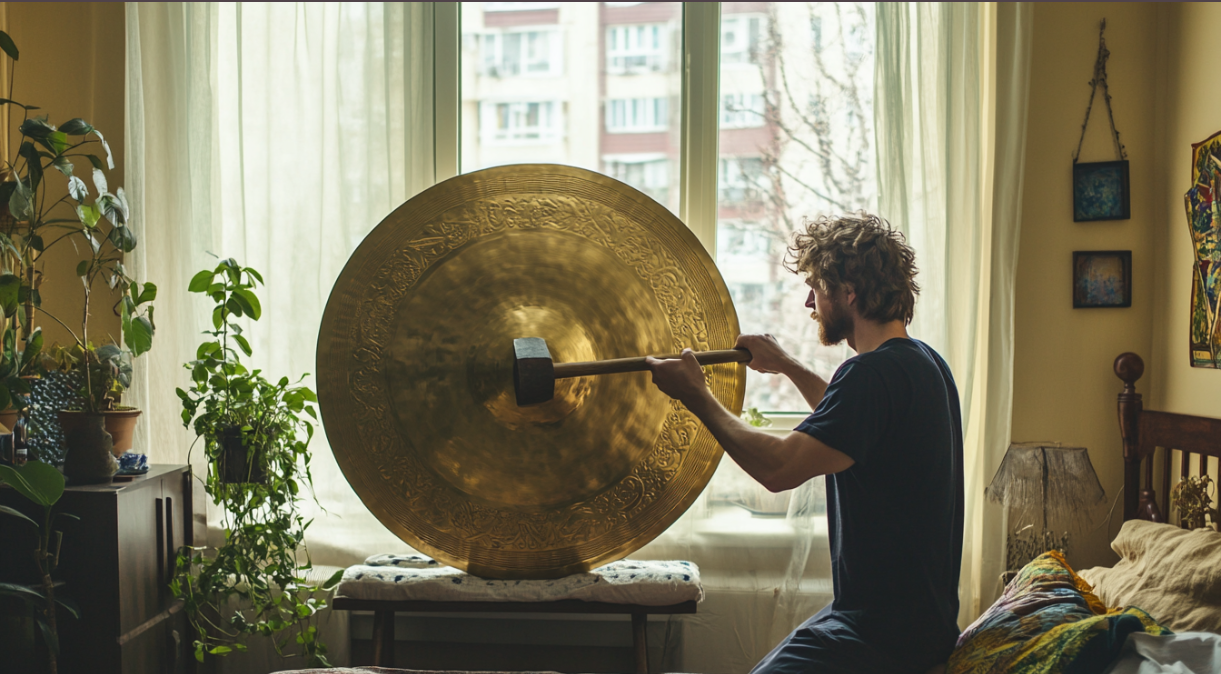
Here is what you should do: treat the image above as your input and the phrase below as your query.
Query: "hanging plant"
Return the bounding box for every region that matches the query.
[172,258,339,666]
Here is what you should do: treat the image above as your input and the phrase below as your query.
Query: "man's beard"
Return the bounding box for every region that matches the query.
[813,299,853,346]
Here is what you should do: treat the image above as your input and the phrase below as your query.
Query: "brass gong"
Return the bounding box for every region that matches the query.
[317,164,744,579]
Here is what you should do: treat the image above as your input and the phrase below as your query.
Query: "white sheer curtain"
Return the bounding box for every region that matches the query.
[125,1,435,565]
[875,1,1032,625]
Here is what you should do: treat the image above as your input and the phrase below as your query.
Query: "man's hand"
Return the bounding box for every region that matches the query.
[735,334,799,375]
[645,349,712,408]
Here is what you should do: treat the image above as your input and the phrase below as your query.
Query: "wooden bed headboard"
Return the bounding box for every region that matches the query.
[1116,352,1221,523]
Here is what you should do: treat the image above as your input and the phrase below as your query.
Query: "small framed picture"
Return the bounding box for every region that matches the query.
[1073,160,1131,221]
[1073,250,1132,308]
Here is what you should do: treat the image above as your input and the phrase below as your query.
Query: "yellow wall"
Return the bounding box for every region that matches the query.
[4,2,125,349]
[1151,3,1221,419]
[1012,3,1159,569]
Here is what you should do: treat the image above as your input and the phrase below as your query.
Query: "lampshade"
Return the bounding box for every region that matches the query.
[985,442,1106,532]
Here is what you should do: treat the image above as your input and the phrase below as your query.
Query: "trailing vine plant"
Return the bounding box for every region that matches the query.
[172,258,339,666]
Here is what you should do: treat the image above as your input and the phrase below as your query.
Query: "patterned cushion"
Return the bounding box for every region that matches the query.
[336,557,703,606]
[948,550,1171,674]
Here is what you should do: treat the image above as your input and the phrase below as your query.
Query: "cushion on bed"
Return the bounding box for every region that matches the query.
[948,550,1170,674]
[1078,519,1221,634]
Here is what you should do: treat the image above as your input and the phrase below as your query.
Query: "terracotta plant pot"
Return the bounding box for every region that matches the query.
[61,412,116,484]
[0,407,17,434]
[58,407,143,456]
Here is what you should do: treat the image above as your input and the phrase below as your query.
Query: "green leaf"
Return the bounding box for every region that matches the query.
[67,175,87,202]
[20,327,42,373]
[136,282,157,305]
[37,618,59,655]
[0,505,36,527]
[322,568,345,591]
[0,582,42,603]
[0,273,19,318]
[126,315,154,357]
[36,131,69,156]
[52,155,74,177]
[208,645,232,656]
[233,334,252,357]
[108,225,137,253]
[0,461,65,507]
[91,167,108,196]
[0,31,19,61]
[188,271,214,293]
[76,203,100,228]
[75,260,89,277]
[232,289,262,320]
[59,118,94,135]
[8,180,32,221]
[85,154,104,171]
[27,236,42,253]
[55,594,82,620]
[212,305,224,330]
[18,117,53,140]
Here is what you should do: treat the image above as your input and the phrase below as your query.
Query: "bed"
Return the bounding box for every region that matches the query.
[278,352,1221,674]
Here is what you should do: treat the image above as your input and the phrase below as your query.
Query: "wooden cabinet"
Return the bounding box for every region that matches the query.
[1,464,202,674]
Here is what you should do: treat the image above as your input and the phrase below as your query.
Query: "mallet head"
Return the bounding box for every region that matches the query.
[513,337,554,406]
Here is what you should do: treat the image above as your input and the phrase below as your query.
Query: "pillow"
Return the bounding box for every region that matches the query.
[1079,519,1221,634]
[948,550,1170,674]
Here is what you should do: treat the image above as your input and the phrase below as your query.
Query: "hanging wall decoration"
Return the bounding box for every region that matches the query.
[1072,251,1131,308]
[1185,130,1221,368]
[1072,19,1130,223]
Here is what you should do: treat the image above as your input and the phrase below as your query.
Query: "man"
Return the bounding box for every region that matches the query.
[646,212,963,674]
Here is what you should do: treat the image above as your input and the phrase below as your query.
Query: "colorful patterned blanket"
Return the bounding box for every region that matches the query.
[948,551,1170,674]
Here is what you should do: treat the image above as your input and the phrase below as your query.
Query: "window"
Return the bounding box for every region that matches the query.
[607,24,668,74]
[605,155,670,204]
[718,157,765,204]
[721,14,765,65]
[606,97,669,133]
[481,30,560,77]
[479,101,562,144]
[720,93,765,129]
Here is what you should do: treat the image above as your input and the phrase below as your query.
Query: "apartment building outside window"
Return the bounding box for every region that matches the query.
[480,101,562,144]
[721,14,765,65]
[607,23,668,74]
[605,156,670,204]
[718,156,765,204]
[720,93,765,129]
[481,29,561,77]
[606,97,669,133]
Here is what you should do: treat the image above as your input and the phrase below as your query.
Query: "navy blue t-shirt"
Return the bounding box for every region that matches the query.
[795,338,964,657]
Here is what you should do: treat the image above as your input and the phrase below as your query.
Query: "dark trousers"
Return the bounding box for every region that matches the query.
[750,605,948,674]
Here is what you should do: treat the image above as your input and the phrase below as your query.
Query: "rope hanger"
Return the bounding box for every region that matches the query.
[1073,19,1128,164]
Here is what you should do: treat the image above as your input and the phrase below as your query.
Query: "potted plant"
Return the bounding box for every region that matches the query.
[174,258,339,666]
[41,342,141,456]
[0,460,81,674]
[0,30,155,471]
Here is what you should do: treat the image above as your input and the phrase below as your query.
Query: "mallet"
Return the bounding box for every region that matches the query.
[513,337,751,406]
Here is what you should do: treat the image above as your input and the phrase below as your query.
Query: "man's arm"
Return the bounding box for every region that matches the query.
[647,351,853,492]
[734,334,829,410]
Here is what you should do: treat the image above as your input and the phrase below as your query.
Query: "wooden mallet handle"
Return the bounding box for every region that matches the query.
[553,348,751,379]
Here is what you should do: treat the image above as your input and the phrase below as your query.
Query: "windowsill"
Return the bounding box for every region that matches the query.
[692,504,829,549]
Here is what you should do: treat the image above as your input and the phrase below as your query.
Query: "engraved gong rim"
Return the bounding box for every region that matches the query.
[317,164,744,579]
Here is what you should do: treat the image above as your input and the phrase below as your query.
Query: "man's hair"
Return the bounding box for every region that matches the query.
[784,212,920,325]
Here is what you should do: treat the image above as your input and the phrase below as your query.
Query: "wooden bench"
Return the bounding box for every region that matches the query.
[331,557,703,674]
[332,596,697,674]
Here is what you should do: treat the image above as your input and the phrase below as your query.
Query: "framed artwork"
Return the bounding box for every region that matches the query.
[1185,130,1221,368]
[1073,251,1131,308]
[1073,160,1131,222]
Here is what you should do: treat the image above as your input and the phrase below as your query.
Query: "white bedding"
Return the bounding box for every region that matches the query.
[1104,632,1221,674]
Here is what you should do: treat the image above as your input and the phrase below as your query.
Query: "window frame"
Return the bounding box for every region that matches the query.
[434,2,720,252]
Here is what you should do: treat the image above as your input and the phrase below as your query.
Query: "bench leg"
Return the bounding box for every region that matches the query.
[632,613,647,674]
[372,610,396,667]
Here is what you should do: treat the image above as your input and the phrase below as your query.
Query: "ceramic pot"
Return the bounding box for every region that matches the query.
[0,407,17,434]
[218,425,266,484]
[58,408,144,456]
[62,413,116,484]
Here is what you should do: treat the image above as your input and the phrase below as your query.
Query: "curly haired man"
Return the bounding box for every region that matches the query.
[647,213,963,674]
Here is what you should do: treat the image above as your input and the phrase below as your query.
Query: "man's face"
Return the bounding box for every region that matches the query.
[805,284,853,347]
